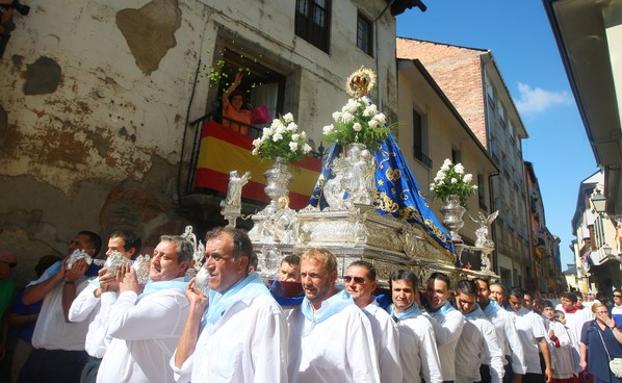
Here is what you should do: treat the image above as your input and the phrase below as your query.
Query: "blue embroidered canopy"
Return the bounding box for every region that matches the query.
[309,133,455,255]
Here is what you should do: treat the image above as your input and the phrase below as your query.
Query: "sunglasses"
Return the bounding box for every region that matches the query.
[343,276,366,284]
[614,295,622,298]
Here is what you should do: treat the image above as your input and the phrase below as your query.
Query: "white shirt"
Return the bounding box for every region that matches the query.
[29,265,94,351]
[288,304,380,382]
[171,293,288,383]
[68,283,118,358]
[514,307,547,374]
[427,303,465,381]
[455,308,505,383]
[363,303,403,383]
[481,301,527,374]
[395,311,442,383]
[548,321,578,379]
[96,288,189,383]
[562,306,593,356]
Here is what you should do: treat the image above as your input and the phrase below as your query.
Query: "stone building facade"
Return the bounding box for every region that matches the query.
[0,0,419,283]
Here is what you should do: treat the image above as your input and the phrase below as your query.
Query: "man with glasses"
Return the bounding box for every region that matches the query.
[388,269,441,383]
[612,289,622,328]
[288,248,379,382]
[345,261,402,383]
[96,235,191,383]
[172,227,287,382]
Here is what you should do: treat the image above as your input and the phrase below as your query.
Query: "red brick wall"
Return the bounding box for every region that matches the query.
[397,38,487,147]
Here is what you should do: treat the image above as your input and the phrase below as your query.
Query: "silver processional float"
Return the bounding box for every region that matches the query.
[201,67,500,288]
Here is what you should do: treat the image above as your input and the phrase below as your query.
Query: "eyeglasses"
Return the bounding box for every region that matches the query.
[344,276,366,284]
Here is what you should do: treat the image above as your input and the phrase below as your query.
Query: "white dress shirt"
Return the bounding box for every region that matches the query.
[96,287,189,383]
[68,283,119,358]
[427,302,465,381]
[29,266,94,351]
[288,304,380,382]
[455,308,505,383]
[514,307,547,374]
[395,311,442,383]
[482,301,527,374]
[171,293,288,383]
[363,302,403,383]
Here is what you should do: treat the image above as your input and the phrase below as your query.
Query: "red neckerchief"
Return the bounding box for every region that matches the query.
[563,304,584,314]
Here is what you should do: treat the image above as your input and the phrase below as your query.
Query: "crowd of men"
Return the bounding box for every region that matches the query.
[4,226,614,383]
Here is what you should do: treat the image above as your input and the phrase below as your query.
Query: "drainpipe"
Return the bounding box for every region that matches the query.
[373,0,396,111]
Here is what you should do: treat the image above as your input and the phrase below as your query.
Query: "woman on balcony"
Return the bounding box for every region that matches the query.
[222,71,252,136]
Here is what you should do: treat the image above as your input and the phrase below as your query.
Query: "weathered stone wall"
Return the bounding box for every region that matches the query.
[0,0,398,284]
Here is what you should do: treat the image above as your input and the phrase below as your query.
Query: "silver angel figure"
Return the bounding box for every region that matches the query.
[220,170,251,227]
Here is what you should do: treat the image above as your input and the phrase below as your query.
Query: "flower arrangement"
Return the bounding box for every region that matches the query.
[252,113,312,162]
[322,67,390,151]
[322,96,390,151]
[430,159,478,205]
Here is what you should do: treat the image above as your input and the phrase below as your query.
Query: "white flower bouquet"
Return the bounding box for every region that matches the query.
[251,113,312,163]
[430,159,478,205]
[322,96,390,151]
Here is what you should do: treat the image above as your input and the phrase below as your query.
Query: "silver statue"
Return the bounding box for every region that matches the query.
[220,170,251,227]
[132,254,151,285]
[470,210,499,272]
[180,225,205,270]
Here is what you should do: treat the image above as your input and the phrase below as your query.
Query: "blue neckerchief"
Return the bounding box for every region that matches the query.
[301,290,353,335]
[201,272,269,329]
[464,305,485,320]
[389,303,422,322]
[139,277,187,297]
[429,301,456,319]
[482,299,501,317]
[269,280,304,307]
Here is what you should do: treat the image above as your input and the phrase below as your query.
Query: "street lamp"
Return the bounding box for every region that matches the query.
[591,192,607,214]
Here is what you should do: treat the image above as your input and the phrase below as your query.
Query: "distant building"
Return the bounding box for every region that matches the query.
[396,37,531,288]
[571,170,621,293]
[396,58,498,269]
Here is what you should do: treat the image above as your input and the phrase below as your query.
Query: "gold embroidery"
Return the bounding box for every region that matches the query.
[385,168,401,182]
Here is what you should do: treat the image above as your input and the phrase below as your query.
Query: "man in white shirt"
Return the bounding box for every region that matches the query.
[508,288,553,383]
[96,235,192,383]
[345,261,403,383]
[18,230,102,383]
[425,272,464,382]
[172,227,288,383]
[557,292,593,362]
[475,278,527,383]
[271,255,304,317]
[288,248,379,382]
[454,279,505,383]
[69,229,141,383]
[388,269,441,383]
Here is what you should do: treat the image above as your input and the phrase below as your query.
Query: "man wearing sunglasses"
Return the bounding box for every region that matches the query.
[345,261,402,383]
[288,248,380,382]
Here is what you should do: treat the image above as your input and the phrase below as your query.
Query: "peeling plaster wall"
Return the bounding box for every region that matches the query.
[0,0,398,284]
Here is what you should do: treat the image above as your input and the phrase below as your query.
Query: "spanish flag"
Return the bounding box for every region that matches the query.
[194,120,322,209]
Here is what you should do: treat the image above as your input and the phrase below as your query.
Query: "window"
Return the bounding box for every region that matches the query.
[477,174,487,209]
[412,109,431,167]
[295,0,331,53]
[451,148,461,164]
[356,12,373,56]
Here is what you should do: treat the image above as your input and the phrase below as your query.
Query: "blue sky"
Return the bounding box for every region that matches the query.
[396,1,598,270]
